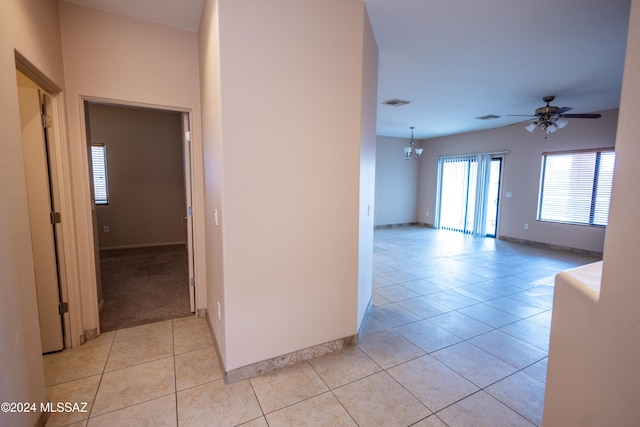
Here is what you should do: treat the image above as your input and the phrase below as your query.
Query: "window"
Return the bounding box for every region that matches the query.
[538,148,615,226]
[90,144,109,205]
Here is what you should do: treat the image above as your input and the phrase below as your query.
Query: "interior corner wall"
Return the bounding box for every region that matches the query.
[87,104,186,250]
[202,0,372,371]
[0,0,65,425]
[374,136,420,226]
[417,109,619,253]
[58,2,207,326]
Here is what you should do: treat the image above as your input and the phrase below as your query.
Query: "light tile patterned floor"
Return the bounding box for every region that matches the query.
[43,226,599,426]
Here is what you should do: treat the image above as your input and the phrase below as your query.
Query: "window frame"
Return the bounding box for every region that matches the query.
[537,147,615,227]
[90,143,109,206]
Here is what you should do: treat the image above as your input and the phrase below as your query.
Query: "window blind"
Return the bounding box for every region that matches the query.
[538,149,615,226]
[90,144,109,205]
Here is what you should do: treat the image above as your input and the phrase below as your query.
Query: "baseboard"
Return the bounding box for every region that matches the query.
[374,222,430,229]
[499,235,603,258]
[81,328,98,345]
[223,334,358,384]
[417,222,434,228]
[356,297,373,343]
[98,241,186,251]
[35,409,50,427]
[201,308,359,384]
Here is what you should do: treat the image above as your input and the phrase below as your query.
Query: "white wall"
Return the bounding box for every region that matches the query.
[374,136,421,226]
[417,109,619,253]
[198,0,226,362]
[357,8,378,330]
[0,0,64,425]
[199,0,377,371]
[544,1,640,424]
[58,3,206,333]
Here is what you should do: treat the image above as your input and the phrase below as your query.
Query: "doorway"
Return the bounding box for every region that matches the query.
[83,102,196,332]
[435,153,504,237]
[16,71,65,353]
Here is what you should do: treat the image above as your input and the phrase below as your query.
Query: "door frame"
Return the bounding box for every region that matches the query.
[485,156,504,238]
[15,55,73,350]
[80,96,199,331]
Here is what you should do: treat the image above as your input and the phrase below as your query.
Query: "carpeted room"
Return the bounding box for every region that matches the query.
[86,102,193,331]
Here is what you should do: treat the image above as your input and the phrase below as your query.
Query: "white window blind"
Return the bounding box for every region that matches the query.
[435,154,494,235]
[538,149,615,226]
[90,144,109,205]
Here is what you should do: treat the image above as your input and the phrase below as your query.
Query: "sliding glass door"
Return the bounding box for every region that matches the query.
[484,158,502,237]
[438,157,478,233]
[435,154,503,237]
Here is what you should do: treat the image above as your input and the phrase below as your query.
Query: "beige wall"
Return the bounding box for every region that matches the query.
[374,136,421,226]
[0,0,65,425]
[544,1,640,424]
[416,108,618,253]
[87,104,187,249]
[59,2,206,332]
[199,0,377,371]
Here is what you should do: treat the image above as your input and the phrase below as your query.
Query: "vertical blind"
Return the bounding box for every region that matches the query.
[538,149,615,226]
[90,144,109,205]
[435,154,493,235]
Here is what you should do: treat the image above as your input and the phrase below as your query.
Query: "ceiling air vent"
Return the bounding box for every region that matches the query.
[476,114,501,120]
[382,98,411,107]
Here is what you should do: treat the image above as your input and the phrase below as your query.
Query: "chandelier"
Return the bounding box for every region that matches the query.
[404,127,423,160]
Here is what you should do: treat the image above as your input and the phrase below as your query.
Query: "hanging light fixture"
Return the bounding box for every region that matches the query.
[404,126,423,160]
[525,118,569,135]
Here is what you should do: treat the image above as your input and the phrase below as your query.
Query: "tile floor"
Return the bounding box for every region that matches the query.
[43,226,600,426]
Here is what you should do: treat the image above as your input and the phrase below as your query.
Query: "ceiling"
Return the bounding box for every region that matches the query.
[64,0,631,139]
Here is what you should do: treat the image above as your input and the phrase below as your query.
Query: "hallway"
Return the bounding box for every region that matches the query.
[43,226,599,426]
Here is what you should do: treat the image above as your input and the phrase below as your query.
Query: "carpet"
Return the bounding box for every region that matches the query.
[98,244,192,332]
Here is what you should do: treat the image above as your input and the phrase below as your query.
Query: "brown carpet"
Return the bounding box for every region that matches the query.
[98,245,192,332]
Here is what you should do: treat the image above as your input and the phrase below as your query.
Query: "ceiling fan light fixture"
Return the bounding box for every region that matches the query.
[556,119,569,129]
[546,123,561,134]
[525,122,537,133]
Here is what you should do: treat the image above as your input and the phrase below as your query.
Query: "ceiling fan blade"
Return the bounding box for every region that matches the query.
[505,114,537,117]
[559,113,602,119]
[505,118,536,126]
[555,107,574,114]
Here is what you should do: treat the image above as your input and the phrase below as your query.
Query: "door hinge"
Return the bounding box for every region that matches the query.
[41,113,53,128]
[50,211,61,224]
[59,302,69,315]
[185,131,191,142]
[188,206,192,216]
[190,277,195,287]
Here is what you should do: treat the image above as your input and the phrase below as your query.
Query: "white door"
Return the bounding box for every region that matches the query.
[182,113,196,312]
[18,85,64,353]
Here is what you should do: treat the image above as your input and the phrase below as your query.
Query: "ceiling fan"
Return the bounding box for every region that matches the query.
[509,96,601,136]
